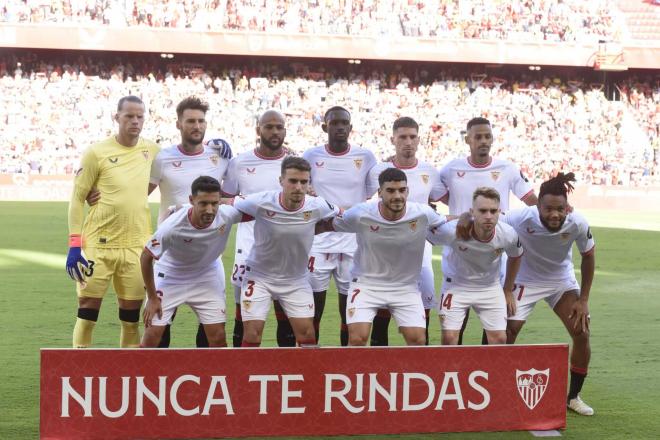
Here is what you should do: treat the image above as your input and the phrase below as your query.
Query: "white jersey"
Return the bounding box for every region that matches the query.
[303,144,377,254]
[333,201,447,289]
[150,144,230,224]
[439,156,533,214]
[222,148,287,261]
[144,204,243,282]
[428,220,523,288]
[366,160,447,203]
[233,190,339,283]
[501,207,595,284]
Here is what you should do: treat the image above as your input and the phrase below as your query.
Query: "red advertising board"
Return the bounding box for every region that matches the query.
[41,345,567,439]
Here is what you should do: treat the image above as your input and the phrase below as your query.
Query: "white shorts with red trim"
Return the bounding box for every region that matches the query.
[439,281,506,331]
[509,278,580,321]
[148,275,226,326]
[240,277,314,321]
[345,281,425,329]
[307,251,352,295]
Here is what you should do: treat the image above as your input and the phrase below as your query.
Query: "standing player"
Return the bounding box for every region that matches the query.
[330,168,448,346]
[439,117,536,344]
[428,187,523,345]
[501,172,595,415]
[223,110,295,347]
[66,96,160,348]
[365,116,446,345]
[302,106,376,345]
[140,176,245,347]
[233,157,339,347]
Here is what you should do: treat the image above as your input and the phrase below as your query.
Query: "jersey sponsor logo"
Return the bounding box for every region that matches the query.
[457,171,466,178]
[369,225,380,232]
[183,238,193,243]
[526,227,535,234]
[266,210,276,218]
[247,167,256,174]
[150,239,160,247]
[172,161,182,168]
[303,211,312,221]
[109,157,119,164]
[458,245,468,251]
[142,150,150,160]
[516,368,549,410]
[421,174,430,184]
[315,161,325,168]
[353,159,363,169]
[210,154,219,166]
[491,171,500,181]
[75,167,83,177]
[409,220,418,231]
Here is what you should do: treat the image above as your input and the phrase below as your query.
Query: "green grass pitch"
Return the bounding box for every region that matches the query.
[0,202,659,439]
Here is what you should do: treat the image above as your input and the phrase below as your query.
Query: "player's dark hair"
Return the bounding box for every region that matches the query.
[324,106,351,122]
[191,176,221,195]
[466,117,491,131]
[539,172,576,199]
[473,187,500,203]
[378,168,407,187]
[176,96,209,119]
[281,156,311,175]
[393,116,419,132]
[117,95,144,111]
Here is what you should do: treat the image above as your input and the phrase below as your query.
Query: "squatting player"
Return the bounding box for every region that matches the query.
[141,176,245,348]
[66,96,159,348]
[303,106,376,345]
[501,172,595,416]
[329,168,448,346]
[233,157,339,347]
[365,116,446,345]
[428,187,523,345]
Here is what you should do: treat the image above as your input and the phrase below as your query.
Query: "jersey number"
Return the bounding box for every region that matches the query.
[308,256,316,273]
[442,293,453,310]
[350,288,361,304]
[83,260,95,278]
[515,284,526,301]
[232,264,246,282]
[244,280,256,297]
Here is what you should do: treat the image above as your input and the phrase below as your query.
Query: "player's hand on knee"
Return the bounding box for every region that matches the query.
[143,298,162,328]
[568,299,589,333]
[205,138,233,159]
[65,235,88,283]
[504,290,517,317]
[85,188,101,206]
[455,212,473,241]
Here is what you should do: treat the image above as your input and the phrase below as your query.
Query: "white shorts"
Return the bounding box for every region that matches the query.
[308,252,352,295]
[418,263,436,309]
[509,279,581,321]
[439,281,506,331]
[345,282,425,328]
[240,277,315,321]
[148,276,227,326]
[230,258,248,290]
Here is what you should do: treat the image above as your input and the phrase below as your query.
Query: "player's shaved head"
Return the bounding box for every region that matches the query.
[258,110,285,126]
[117,95,144,112]
[256,110,286,152]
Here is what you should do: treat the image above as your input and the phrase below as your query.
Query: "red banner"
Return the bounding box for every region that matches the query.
[41,345,567,439]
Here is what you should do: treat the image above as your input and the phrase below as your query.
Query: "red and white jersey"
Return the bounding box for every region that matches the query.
[333,201,447,289]
[303,144,377,254]
[150,144,230,224]
[366,160,447,203]
[439,157,533,214]
[222,149,288,261]
[144,204,242,282]
[501,207,595,284]
[233,190,339,283]
[428,220,523,288]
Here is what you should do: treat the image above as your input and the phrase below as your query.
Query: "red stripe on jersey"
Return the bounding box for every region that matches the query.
[467,156,493,168]
[253,148,286,160]
[324,144,351,156]
[378,202,406,221]
[581,245,595,256]
[187,208,213,229]
[520,189,535,202]
[278,192,305,212]
[143,246,160,260]
[393,159,418,170]
[471,228,495,243]
[177,145,204,156]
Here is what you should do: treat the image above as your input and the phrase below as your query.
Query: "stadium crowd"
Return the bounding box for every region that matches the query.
[1,0,623,43]
[0,52,658,186]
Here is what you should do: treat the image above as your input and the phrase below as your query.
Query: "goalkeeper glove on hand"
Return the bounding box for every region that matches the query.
[66,235,88,282]
[206,138,233,159]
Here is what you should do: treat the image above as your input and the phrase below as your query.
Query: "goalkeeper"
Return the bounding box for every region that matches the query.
[66,96,159,348]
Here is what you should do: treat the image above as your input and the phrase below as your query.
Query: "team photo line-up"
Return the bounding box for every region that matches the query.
[65,95,595,416]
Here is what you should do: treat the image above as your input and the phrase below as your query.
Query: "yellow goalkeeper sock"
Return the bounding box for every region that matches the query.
[73,319,96,348]
[119,308,141,348]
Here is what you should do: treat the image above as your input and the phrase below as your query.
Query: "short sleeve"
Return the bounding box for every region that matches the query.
[424,205,447,229]
[332,206,359,233]
[144,219,173,260]
[222,157,239,196]
[219,204,244,226]
[149,150,164,185]
[232,193,258,217]
[317,197,340,220]
[573,213,595,255]
[500,208,526,227]
[429,168,448,201]
[365,164,381,199]
[504,229,524,258]
[427,220,456,246]
[509,163,534,201]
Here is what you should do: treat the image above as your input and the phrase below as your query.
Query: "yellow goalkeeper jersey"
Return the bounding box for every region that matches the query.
[68,136,160,248]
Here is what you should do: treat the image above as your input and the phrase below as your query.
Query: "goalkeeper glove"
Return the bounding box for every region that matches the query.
[206,138,233,159]
[66,234,88,282]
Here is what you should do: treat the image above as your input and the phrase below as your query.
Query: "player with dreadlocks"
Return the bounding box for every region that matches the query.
[500,172,596,416]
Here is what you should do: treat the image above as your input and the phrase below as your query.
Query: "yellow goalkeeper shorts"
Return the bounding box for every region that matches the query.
[76,247,145,301]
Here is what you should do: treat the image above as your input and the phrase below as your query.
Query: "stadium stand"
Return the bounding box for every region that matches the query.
[617,0,660,41]
[0,51,657,186]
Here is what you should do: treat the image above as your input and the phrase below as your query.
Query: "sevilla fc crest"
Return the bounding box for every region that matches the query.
[354,159,363,169]
[218,225,226,234]
[494,248,504,256]
[409,220,418,231]
[303,211,312,221]
[242,300,252,311]
[348,307,356,317]
[210,154,219,166]
[142,150,150,160]
[421,174,430,184]
[491,171,500,181]
[516,368,549,410]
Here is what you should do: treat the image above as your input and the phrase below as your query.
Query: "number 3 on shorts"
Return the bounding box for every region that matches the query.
[244,280,255,297]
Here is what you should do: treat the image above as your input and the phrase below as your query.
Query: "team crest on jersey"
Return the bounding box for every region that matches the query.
[142,150,150,160]
[516,368,550,410]
[348,307,356,318]
[247,167,256,174]
[409,220,418,231]
[421,174,430,184]
[354,159,363,169]
[266,210,276,218]
[315,161,325,168]
[491,171,500,181]
[369,225,380,232]
[172,161,182,168]
[150,239,160,247]
[526,227,535,234]
[109,157,119,164]
[242,300,252,311]
[494,248,504,256]
[210,154,219,166]
[218,225,226,235]
[303,211,312,221]
[457,171,466,178]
